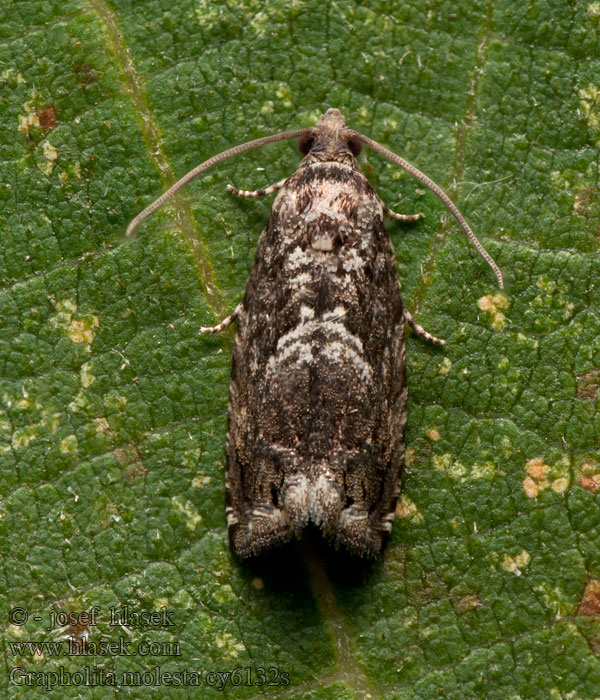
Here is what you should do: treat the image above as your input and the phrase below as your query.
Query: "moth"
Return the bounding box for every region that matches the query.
[128,109,503,558]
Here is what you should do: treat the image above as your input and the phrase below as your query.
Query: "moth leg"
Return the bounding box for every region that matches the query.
[379,195,422,222]
[200,303,242,334]
[227,178,286,200]
[403,308,445,346]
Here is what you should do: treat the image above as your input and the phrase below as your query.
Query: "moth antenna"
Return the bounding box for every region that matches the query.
[356,133,504,289]
[126,127,313,237]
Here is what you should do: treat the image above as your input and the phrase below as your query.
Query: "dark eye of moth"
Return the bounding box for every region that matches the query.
[347,139,362,156]
[298,134,315,155]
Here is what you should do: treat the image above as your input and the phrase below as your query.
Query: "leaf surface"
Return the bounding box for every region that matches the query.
[2,1,600,698]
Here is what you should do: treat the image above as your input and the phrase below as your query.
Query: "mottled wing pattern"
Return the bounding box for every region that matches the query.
[226,161,407,558]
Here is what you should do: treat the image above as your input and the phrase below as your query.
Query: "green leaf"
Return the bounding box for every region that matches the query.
[2,0,600,698]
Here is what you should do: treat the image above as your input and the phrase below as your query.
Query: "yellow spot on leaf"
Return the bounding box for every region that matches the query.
[215,632,245,659]
[523,457,570,497]
[192,475,211,488]
[104,392,127,412]
[213,584,236,607]
[454,595,482,613]
[94,418,111,434]
[581,459,599,474]
[579,85,600,143]
[171,496,202,531]
[180,448,201,468]
[588,1,600,15]
[68,316,99,348]
[80,363,95,388]
[522,475,539,498]
[433,454,452,471]
[523,457,550,497]
[438,357,452,375]
[12,427,35,450]
[425,428,440,441]
[477,293,509,329]
[68,391,90,413]
[535,583,575,619]
[249,10,270,35]
[60,435,78,454]
[502,549,530,575]
[450,517,461,531]
[275,84,293,108]
[18,101,40,134]
[551,477,569,494]
[433,453,466,479]
[536,275,555,293]
[59,299,76,313]
[39,141,58,175]
[471,462,496,479]
[395,495,423,522]
[2,68,26,84]
[50,300,99,351]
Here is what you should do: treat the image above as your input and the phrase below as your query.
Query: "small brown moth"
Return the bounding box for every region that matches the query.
[128,109,502,558]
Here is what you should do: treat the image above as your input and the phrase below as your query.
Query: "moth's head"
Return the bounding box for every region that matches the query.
[298,108,362,167]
